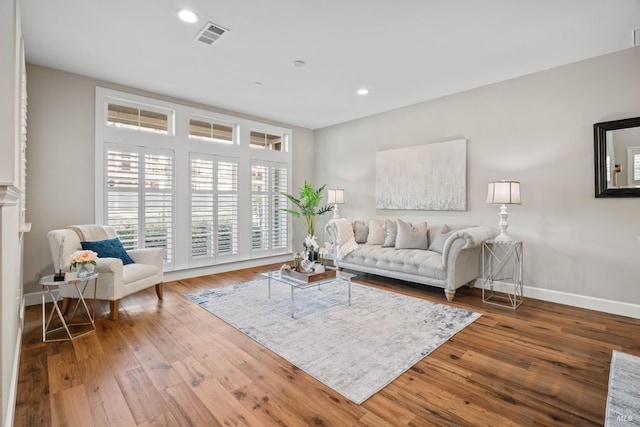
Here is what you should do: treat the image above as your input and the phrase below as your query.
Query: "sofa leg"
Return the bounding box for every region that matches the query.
[109,300,120,320]
[155,283,163,300]
[468,279,476,289]
[444,289,456,301]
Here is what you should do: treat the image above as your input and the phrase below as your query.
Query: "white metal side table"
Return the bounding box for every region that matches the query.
[481,240,523,309]
[40,272,99,342]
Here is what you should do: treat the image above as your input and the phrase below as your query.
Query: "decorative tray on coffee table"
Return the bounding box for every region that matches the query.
[281,269,337,283]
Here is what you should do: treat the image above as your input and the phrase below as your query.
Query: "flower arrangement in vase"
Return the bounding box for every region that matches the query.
[70,250,98,279]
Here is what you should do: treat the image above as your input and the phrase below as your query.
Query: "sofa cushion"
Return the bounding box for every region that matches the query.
[354,220,369,243]
[122,263,159,285]
[81,238,134,265]
[382,219,398,247]
[342,244,447,281]
[395,219,428,250]
[429,225,454,254]
[366,220,386,245]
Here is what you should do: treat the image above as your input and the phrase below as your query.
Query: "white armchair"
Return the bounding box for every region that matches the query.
[47,225,164,320]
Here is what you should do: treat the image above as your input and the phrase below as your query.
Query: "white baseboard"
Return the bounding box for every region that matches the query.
[476,281,640,319]
[163,254,292,282]
[23,291,49,307]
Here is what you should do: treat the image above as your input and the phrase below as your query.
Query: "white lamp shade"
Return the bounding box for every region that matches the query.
[486,181,521,205]
[327,189,345,205]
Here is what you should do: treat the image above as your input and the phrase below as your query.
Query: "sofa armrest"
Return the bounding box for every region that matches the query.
[442,226,497,266]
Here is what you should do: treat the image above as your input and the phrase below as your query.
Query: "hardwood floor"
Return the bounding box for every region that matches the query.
[15,264,640,426]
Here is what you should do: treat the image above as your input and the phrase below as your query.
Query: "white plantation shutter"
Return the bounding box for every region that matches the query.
[217,160,238,256]
[106,149,140,250]
[191,157,215,258]
[251,164,269,251]
[190,154,238,261]
[271,166,288,249]
[144,153,174,262]
[105,143,175,262]
[251,161,289,254]
[634,153,640,182]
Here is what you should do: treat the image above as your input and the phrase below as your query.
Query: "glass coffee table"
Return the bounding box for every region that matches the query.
[261,269,356,318]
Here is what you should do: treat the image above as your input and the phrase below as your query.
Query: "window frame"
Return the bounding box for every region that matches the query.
[104,98,175,136]
[95,87,293,272]
[103,142,176,267]
[627,146,640,187]
[189,152,240,266]
[188,115,237,145]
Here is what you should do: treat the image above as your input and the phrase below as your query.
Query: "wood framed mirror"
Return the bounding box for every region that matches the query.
[594,116,640,197]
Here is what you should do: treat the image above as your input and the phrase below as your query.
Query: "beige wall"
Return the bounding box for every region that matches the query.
[24,64,315,294]
[315,47,640,313]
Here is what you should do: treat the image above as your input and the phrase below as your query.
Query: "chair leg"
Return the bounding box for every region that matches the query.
[109,300,120,320]
[155,283,163,300]
[60,298,71,315]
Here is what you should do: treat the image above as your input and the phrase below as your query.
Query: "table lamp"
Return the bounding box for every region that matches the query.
[327,189,345,219]
[486,180,521,242]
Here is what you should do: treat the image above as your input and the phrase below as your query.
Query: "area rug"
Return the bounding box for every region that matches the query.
[605,350,640,426]
[185,279,480,404]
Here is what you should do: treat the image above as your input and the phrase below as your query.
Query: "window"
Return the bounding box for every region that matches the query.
[105,143,175,263]
[250,130,285,151]
[107,102,171,134]
[97,87,292,272]
[189,118,234,144]
[251,161,288,253]
[628,146,640,187]
[190,154,239,261]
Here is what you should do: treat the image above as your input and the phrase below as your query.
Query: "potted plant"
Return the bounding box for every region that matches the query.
[281,181,333,259]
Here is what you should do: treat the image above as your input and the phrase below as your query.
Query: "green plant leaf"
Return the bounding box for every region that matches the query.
[280,182,332,236]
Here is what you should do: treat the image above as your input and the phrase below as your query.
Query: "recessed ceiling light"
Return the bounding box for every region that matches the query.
[357,88,369,95]
[293,60,306,67]
[177,9,198,23]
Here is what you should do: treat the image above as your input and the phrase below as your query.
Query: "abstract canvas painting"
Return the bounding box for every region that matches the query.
[376,139,466,210]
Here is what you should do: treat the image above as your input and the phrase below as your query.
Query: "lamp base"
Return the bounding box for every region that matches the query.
[494,204,512,242]
[333,204,340,219]
[493,232,513,243]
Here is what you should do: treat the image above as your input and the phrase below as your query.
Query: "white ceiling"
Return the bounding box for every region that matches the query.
[20,0,640,130]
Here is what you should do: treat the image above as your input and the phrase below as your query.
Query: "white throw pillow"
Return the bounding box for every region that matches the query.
[366,220,386,245]
[395,219,428,250]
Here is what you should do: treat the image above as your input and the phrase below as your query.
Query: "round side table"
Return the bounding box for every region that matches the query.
[39,272,99,342]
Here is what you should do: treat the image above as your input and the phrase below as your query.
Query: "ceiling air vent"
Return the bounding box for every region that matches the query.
[195,22,229,45]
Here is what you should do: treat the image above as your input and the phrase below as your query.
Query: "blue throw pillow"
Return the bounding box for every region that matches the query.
[81,238,134,265]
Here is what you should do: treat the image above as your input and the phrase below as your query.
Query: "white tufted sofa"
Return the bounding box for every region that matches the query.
[325,221,496,301]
